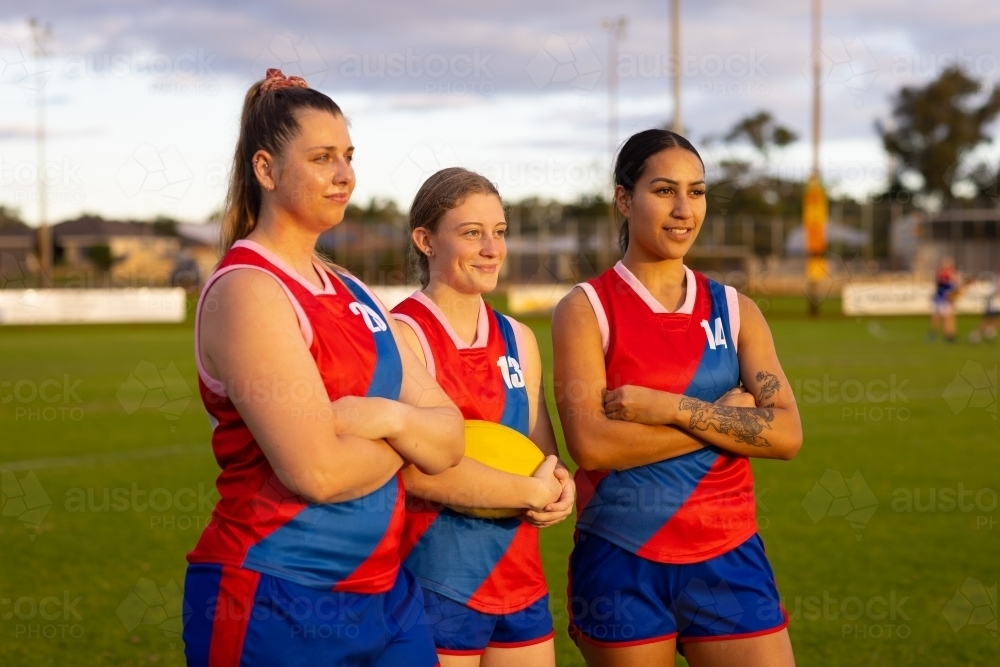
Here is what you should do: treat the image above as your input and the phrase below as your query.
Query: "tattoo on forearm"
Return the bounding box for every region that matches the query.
[755,371,781,408]
[678,397,774,447]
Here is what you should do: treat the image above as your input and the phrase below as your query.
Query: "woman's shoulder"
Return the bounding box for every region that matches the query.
[206,264,293,309]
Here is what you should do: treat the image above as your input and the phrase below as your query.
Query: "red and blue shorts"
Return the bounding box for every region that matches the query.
[568,532,788,649]
[182,563,438,666]
[422,589,554,656]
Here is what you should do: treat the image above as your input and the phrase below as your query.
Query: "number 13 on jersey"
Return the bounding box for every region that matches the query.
[497,356,525,389]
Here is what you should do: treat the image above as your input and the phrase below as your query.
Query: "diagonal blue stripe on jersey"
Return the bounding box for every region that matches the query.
[338,273,403,400]
[578,278,740,549]
[685,280,740,402]
[403,509,521,605]
[494,311,530,435]
[577,448,720,547]
[243,477,399,589]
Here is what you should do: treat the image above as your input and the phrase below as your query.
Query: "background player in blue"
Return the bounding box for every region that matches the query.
[928,256,961,343]
[553,129,803,666]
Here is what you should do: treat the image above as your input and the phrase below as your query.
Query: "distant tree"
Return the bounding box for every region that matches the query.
[723,110,798,159]
[563,194,609,218]
[345,197,404,222]
[151,216,179,236]
[89,244,115,271]
[967,160,999,207]
[700,111,800,216]
[877,66,1000,205]
[0,205,26,228]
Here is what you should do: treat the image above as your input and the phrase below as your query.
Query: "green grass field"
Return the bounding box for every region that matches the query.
[1,297,997,666]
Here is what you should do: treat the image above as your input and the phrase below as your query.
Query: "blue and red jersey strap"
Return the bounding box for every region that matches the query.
[337,271,403,400]
[493,308,530,435]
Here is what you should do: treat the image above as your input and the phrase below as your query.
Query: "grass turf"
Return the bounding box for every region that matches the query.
[1,297,997,666]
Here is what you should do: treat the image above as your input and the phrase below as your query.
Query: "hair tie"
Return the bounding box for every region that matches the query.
[260,68,308,94]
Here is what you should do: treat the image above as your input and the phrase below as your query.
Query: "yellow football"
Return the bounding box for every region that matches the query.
[446,420,546,520]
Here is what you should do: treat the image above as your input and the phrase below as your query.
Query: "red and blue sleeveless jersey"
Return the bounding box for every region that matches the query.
[574,261,756,564]
[187,239,406,594]
[391,292,547,614]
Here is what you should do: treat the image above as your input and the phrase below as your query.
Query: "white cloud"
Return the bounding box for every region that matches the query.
[0,0,996,221]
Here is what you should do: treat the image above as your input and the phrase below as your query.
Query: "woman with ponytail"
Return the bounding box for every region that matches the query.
[390,168,575,666]
[553,129,801,666]
[182,69,463,666]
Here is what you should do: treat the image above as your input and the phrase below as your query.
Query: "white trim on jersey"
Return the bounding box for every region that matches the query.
[724,285,741,355]
[576,282,610,355]
[410,290,489,350]
[577,268,742,356]
[232,239,337,296]
[392,313,437,379]
[613,261,697,315]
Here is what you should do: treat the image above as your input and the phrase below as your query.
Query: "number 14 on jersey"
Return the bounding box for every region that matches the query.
[700,317,728,350]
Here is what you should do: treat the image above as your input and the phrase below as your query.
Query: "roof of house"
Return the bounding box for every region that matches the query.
[52,216,155,240]
[176,221,220,247]
[0,222,35,237]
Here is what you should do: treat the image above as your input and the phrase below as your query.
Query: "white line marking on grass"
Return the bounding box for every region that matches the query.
[1,445,206,472]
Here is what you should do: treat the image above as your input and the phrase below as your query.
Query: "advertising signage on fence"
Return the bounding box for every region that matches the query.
[0,288,187,325]
[843,281,995,316]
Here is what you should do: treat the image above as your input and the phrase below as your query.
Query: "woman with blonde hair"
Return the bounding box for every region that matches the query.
[391,167,575,667]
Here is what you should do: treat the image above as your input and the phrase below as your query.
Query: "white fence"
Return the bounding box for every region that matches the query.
[0,288,187,325]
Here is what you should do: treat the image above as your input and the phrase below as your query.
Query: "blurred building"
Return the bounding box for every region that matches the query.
[175,222,222,288]
[915,208,999,276]
[0,221,37,267]
[317,218,408,284]
[52,216,180,284]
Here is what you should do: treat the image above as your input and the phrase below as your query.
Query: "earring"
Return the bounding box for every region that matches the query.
[426,249,434,256]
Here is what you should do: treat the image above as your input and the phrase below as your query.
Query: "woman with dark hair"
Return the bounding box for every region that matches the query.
[553,129,801,666]
[182,69,464,666]
[390,167,575,666]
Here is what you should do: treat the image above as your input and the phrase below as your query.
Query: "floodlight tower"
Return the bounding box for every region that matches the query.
[671,0,682,133]
[30,18,52,283]
[811,0,822,179]
[602,16,627,269]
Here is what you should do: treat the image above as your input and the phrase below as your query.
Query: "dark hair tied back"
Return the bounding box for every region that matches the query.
[613,129,704,254]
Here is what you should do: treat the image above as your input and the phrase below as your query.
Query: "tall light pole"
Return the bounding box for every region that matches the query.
[810,0,821,178]
[671,0,682,133]
[602,16,627,269]
[602,16,627,167]
[804,0,828,316]
[30,18,52,284]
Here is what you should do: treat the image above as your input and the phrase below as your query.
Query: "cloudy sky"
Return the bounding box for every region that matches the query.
[1,0,998,225]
